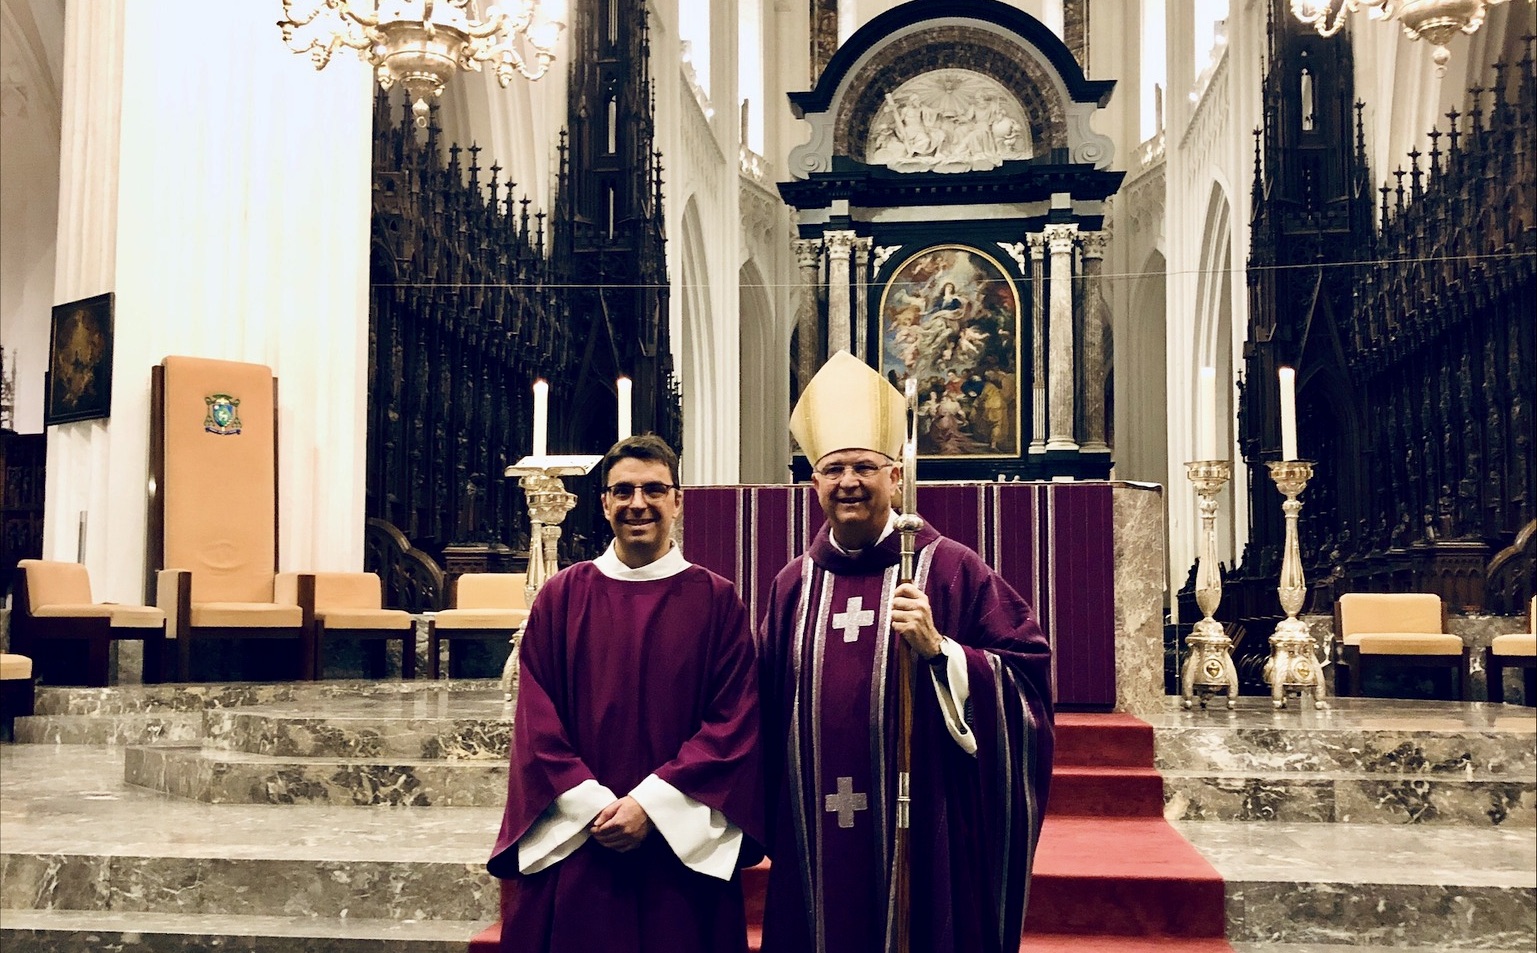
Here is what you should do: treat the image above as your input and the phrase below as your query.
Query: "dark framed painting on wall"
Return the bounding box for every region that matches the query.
[878,245,1022,459]
[45,292,114,426]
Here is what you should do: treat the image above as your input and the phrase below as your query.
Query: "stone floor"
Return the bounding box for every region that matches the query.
[0,681,1533,951]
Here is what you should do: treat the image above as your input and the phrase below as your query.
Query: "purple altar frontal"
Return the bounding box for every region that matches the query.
[681,482,1116,709]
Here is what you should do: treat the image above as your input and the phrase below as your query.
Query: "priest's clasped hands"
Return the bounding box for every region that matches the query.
[890,582,945,660]
[590,795,653,852]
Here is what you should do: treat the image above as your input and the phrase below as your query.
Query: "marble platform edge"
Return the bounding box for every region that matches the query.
[0,855,500,921]
[1161,772,1536,827]
[13,713,205,747]
[1232,944,1534,953]
[1225,880,1536,950]
[199,707,509,760]
[123,745,507,807]
[29,678,502,717]
[0,909,491,941]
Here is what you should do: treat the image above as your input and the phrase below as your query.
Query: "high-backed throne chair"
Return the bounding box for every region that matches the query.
[150,356,310,680]
[1486,596,1536,705]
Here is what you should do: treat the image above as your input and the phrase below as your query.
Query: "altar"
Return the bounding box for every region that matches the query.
[679,480,1166,713]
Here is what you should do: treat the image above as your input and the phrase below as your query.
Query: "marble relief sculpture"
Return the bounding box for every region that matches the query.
[866,69,1034,173]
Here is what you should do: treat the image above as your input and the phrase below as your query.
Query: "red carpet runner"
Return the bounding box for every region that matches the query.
[472,713,1231,952]
[1020,712,1233,952]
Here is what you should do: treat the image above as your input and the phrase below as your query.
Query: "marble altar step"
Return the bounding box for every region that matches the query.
[0,910,483,952]
[1147,699,1537,827]
[124,744,507,806]
[4,686,1535,952]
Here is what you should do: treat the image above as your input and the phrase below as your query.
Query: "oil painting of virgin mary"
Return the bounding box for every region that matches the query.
[879,246,1022,458]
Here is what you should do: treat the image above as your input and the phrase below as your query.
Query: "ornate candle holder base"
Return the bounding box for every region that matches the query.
[500,455,602,704]
[1181,617,1240,710]
[1180,460,1237,710]
[1265,458,1328,710]
[1265,617,1329,710]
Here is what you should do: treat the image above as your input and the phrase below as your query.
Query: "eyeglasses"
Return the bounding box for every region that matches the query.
[813,462,895,480]
[605,481,678,502]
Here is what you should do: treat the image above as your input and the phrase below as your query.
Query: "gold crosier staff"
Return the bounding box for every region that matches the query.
[892,377,924,953]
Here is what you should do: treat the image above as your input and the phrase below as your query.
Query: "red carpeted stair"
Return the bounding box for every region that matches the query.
[1019,713,1233,952]
[472,713,1232,952]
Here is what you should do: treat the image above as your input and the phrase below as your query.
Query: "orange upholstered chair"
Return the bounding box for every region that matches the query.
[300,571,416,679]
[11,559,165,686]
[427,572,529,678]
[1485,596,1536,705]
[150,356,310,680]
[1,652,35,741]
[1335,592,1467,700]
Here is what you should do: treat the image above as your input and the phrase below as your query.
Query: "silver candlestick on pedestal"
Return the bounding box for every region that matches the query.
[500,454,602,703]
[1181,460,1239,710]
[1265,459,1328,710]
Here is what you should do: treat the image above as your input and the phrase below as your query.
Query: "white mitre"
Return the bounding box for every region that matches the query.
[790,350,905,463]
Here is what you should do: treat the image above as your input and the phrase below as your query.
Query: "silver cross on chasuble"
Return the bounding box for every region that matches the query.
[832,595,875,643]
[824,776,869,828]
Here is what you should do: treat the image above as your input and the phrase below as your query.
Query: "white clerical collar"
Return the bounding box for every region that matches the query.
[594,541,692,580]
[829,509,899,556]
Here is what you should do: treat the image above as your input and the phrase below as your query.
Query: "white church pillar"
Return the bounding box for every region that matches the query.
[1027,232,1047,454]
[823,229,856,356]
[46,0,373,603]
[1045,222,1079,452]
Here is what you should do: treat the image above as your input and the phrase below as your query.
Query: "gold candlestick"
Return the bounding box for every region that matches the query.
[500,455,602,703]
[1265,459,1328,710]
[1181,460,1239,710]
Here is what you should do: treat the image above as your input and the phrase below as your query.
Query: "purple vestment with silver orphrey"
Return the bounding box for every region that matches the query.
[759,520,1053,953]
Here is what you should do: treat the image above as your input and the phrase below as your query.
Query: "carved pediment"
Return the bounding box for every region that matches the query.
[866,69,1034,173]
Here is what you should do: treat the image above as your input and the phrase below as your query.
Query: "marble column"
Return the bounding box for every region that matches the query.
[824,230,856,357]
[793,237,824,393]
[1045,223,1079,452]
[1079,230,1110,452]
[1028,233,1047,454]
[852,236,873,360]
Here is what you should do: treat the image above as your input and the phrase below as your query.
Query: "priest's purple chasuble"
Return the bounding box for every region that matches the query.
[759,521,1053,953]
[488,561,764,953]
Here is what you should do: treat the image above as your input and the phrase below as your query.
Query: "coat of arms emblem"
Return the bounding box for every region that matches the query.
[204,394,242,435]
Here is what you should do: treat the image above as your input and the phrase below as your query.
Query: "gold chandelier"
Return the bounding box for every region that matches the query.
[279,0,567,127]
[1290,0,1518,74]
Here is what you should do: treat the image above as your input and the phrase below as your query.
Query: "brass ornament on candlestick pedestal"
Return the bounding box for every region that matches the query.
[500,455,601,703]
[1181,460,1239,710]
[1265,459,1329,710]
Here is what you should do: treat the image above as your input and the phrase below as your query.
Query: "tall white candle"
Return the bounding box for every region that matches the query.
[532,379,549,458]
[617,376,632,441]
[1198,366,1217,461]
[1278,366,1297,461]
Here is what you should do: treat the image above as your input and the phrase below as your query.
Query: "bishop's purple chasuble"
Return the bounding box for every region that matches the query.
[488,560,765,953]
[759,521,1053,953]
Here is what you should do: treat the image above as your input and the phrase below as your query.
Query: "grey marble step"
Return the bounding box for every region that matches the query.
[201,699,509,760]
[124,744,507,806]
[1181,819,1536,950]
[1147,704,1537,779]
[1162,767,1535,826]
[0,910,489,952]
[14,712,206,747]
[28,678,501,718]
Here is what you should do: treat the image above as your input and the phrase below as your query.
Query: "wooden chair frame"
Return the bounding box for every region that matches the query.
[308,574,417,680]
[1334,594,1467,700]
